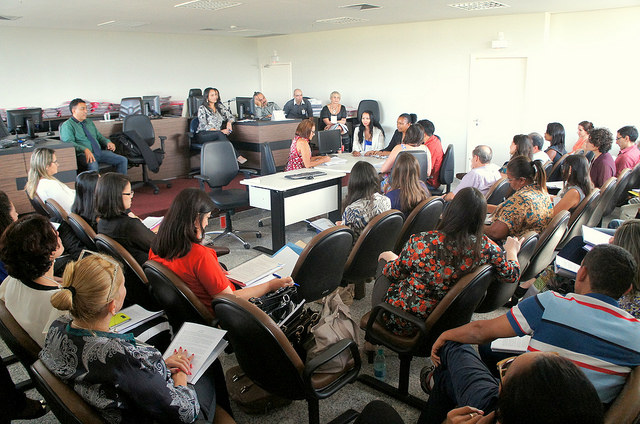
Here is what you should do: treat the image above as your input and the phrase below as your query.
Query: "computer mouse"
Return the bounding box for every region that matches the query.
[306,176,314,180]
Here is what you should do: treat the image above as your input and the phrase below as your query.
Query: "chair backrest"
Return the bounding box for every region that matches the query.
[123,114,155,147]
[393,196,445,253]
[438,144,455,187]
[357,100,380,123]
[620,164,640,204]
[200,141,239,188]
[119,97,143,119]
[212,293,306,400]
[45,198,68,223]
[485,178,514,206]
[515,231,539,273]
[0,299,40,368]
[558,189,601,249]
[188,88,202,97]
[67,213,97,250]
[587,177,617,227]
[291,226,354,302]
[142,260,214,331]
[604,168,632,217]
[420,265,494,353]
[547,153,570,182]
[260,142,277,176]
[542,160,554,179]
[95,234,158,310]
[343,210,405,282]
[520,211,570,281]
[30,360,105,424]
[397,151,429,185]
[26,191,49,216]
[189,116,200,134]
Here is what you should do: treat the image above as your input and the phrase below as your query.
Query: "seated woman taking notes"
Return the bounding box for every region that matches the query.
[149,188,293,314]
[285,119,330,171]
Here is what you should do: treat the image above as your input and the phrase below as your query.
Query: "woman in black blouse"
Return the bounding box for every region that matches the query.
[96,172,155,266]
[320,91,350,151]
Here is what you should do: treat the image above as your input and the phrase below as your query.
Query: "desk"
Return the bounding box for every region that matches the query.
[316,153,385,174]
[241,169,345,254]
[230,120,300,171]
[0,137,77,214]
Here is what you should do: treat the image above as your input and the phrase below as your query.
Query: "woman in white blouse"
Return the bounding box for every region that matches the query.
[352,111,386,156]
[25,147,75,213]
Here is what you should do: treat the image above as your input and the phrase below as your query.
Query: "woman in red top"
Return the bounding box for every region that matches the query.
[149,188,292,313]
[285,119,330,171]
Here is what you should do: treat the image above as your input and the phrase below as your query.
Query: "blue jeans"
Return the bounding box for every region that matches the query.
[418,342,499,424]
[84,149,128,175]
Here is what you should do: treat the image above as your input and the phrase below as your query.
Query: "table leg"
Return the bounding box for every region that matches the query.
[328,178,343,222]
[253,190,286,255]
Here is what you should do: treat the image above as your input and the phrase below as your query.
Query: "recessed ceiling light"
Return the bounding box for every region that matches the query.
[97,20,149,28]
[315,16,369,24]
[174,0,242,11]
[200,28,221,31]
[448,1,509,11]
[339,3,381,11]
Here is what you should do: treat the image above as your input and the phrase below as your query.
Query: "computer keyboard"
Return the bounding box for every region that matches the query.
[285,170,327,180]
[0,137,49,149]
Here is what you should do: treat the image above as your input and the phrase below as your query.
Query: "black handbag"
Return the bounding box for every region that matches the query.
[249,286,297,323]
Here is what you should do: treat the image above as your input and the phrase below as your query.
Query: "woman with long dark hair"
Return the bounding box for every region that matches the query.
[544,122,567,163]
[485,156,553,241]
[378,187,520,336]
[340,161,391,240]
[499,134,533,175]
[385,153,429,216]
[149,188,292,313]
[571,120,594,153]
[553,154,592,215]
[196,87,235,142]
[352,111,385,156]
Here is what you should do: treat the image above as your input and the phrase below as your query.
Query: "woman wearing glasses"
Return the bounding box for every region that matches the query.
[96,172,155,266]
[41,253,222,423]
[0,214,65,346]
[25,147,76,213]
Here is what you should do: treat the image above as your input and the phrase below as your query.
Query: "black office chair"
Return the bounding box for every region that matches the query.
[187,88,204,118]
[122,114,171,195]
[25,191,49,217]
[68,213,97,250]
[357,100,380,123]
[430,144,454,195]
[197,141,260,249]
[485,178,514,206]
[519,211,570,281]
[257,143,278,228]
[0,299,40,392]
[542,160,554,179]
[602,168,632,218]
[45,198,68,224]
[557,189,601,249]
[619,163,640,206]
[119,97,143,119]
[587,177,617,227]
[291,226,354,303]
[547,153,570,182]
[397,151,429,185]
[393,197,445,254]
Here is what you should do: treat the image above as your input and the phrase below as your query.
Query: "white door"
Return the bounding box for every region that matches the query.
[467,57,528,172]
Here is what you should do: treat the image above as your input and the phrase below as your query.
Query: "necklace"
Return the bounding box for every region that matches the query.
[38,275,60,287]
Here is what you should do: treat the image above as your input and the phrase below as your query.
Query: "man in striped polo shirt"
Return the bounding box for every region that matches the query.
[421,244,640,424]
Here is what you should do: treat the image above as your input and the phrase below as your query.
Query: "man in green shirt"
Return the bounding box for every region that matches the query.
[60,98,128,174]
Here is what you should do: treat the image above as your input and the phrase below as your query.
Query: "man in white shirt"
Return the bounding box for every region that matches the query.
[530,132,550,163]
[444,145,500,201]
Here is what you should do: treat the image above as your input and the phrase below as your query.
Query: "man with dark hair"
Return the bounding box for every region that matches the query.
[253,92,279,120]
[444,145,500,201]
[418,119,444,190]
[60,98,128,174]
[283,89,313,119]
[529,132,549,163]
[615,125,640,176]
[587,127,615,188]
[422,244,640,423]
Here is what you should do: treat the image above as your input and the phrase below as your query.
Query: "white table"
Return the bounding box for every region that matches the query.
[316,153,386,174]
[241,169,346,254]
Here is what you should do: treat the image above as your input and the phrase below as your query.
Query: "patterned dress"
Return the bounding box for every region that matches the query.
[40,316,200,424]
[196,103,234,132]
[383,232,520,336]
[342,193,392,240]
[492,183,553,238]
[619,290,640,319]
[285,136,307,171]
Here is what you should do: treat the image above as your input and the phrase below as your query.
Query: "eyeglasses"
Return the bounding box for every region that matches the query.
[616,136,623,141]
[78,250,120,302]
[496,356,518,381]
[51,160,58,164]
[122,191,134,197]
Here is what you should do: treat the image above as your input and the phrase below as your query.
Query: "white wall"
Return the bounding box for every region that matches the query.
[0,27,260,109]
[257,7,640,170]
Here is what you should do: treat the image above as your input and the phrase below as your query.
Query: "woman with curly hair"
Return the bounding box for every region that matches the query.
[585,127,615,188]
[0,214,65,346]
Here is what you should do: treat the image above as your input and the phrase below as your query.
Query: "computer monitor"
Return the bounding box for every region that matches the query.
[142,95,161,116]
[317,129,342,154]
[6,108,43,138]
[236,97,254,119]
[0,118,10,139]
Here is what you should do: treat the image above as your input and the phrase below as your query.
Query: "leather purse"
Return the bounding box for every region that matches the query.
[249,286,297,323]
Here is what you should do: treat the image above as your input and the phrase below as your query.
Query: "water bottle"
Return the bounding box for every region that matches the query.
[373,348,386,381]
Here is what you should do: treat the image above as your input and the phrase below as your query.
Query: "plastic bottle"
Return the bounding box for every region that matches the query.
[373,348,386,381]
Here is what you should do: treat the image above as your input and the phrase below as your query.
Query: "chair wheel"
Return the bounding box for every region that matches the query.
[258,221,264,227]
[153,189,160,195]
[243,243,250,249]
[256,232,262,238]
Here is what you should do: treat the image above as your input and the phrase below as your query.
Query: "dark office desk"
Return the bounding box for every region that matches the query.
[229,120,301,171]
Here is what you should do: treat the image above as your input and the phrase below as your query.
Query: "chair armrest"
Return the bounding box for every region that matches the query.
[303,338,361,399]
[158,135,166,152]
[366,302,429,339]
[194,174,209,190]
[239,169,257,178]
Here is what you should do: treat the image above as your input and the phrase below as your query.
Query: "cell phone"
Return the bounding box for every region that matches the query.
[109,313,131,328]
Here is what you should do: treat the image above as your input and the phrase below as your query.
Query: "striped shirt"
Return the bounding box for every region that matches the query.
[507,291,640,403]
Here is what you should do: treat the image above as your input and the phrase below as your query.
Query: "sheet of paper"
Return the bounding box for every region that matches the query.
[142,216,163,231]
[555,256,580,274]
[546,181,564,190]
[226,255,283,285]
[111,304,163,333]
[307,218,335,232]
[490,335,532,353]
[582,225,611,246]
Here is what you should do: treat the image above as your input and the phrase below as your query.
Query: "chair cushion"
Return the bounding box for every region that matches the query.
[310,362,357,390]
[360,311,421,351]
[209,189,249,210]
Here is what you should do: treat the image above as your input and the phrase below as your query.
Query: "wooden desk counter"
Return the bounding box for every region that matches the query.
[229,120,300,171]
[94,116,190,180]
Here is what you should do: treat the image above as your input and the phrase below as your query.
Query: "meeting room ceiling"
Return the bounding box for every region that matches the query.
[1,0,639,37]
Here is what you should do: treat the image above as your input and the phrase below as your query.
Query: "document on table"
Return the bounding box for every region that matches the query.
[321,156,348,166]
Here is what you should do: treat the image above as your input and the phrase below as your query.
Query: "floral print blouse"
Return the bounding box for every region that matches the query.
[383,231,520,336]
[197,103,234,132]
[493,183,553,238]
[620,290,640,319]
[40,316,200,424]
[285,136,307,171]
[342,193,391,241]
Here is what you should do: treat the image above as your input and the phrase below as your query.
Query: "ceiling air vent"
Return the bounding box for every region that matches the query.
[0,15,21,21]
[200,28,221,31]
[448,1,509,11]
[339,3,381,11]
[175,0,242,11]
[97,20,149,28]
[315,16,369,25]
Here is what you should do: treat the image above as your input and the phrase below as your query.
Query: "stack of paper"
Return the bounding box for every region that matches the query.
[226,255,283,287]
[490,335,532,353]
[582,226,611,250]
[109,304,164,333]
[322,156,348,166]
[142,216,163,232]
